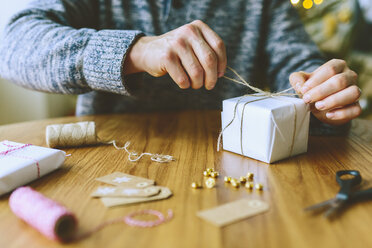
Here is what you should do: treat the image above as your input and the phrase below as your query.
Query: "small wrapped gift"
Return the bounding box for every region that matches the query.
[220,95,310,163]
[0,141,65,196]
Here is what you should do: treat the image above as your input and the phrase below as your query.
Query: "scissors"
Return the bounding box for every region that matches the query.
[304,170,372,218]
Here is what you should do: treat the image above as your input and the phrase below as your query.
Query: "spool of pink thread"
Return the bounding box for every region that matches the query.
[9,187,77,243]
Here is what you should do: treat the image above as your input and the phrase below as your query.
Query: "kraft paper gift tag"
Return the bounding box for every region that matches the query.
[100,187,173,207]
[95,172,155,188]
[91,186,161,198]
[197,199,269,227]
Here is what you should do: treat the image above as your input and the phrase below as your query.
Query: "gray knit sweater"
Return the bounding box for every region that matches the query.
[0,0,348,134]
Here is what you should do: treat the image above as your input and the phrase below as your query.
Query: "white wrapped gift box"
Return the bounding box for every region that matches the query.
[221,95,310,163]
[0,140,65,195]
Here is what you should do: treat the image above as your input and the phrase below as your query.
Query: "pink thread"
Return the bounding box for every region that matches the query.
[124,209,173,227]
[75,209,173,241]
[9,187,77,243]
[0,143,31,155]
[9,187,173,243]
[0,141,40,178]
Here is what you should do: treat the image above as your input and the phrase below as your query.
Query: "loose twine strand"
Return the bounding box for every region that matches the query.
[104,140,175,163]
[46,122,175,163]
[217,66,299,156]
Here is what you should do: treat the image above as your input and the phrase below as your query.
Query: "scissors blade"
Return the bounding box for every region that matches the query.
[324,199,346,218]
[304,198,338,212]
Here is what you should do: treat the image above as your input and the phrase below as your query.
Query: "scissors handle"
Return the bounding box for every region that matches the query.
[350,188,372,202]
[336,170,362,200]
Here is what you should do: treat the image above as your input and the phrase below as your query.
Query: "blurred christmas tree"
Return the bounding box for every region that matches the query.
[293,0,372,118]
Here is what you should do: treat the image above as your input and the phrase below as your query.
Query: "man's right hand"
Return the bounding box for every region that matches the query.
[124,20,227,90]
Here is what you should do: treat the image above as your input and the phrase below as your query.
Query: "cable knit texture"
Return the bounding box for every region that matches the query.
[0,0,348,135]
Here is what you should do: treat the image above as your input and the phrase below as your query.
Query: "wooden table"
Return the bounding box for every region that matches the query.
[1,111,372,248]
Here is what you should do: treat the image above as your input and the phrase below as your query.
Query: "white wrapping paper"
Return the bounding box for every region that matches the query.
[0,140,65,195]
[221,95,310,163]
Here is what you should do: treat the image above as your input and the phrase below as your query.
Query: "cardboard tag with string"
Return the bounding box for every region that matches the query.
[197,199,269,227]
[95,172,155,188]
[91,186,161,198]
[100,187,173,207]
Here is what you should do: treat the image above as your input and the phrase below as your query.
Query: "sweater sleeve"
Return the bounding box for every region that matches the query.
[264,0,325,92]
[0,0,143,95]
[264,0,350,135]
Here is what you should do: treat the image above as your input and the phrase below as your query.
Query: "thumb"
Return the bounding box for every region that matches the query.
[289,71,310,95]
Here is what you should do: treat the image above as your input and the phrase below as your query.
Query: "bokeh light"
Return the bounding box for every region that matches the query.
[291,0,300,5]
[314,0,323,5]
[303,0,313,9]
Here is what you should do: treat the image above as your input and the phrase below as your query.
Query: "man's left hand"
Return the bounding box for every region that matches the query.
[289,59,362,125]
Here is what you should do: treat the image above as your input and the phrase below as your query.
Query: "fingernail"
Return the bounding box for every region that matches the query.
[218,71,224,78]
[206,85,214,90]
[179,82,190,89]
[326,112,335,119]
[315,101,325,110]
[303,94,311,103]
[301,85,310,94]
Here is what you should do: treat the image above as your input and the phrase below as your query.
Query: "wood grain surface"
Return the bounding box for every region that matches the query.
[1,111,372,248]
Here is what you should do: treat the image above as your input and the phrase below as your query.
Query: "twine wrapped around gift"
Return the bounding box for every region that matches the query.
[0,141,40,178]
[217,66,301,157]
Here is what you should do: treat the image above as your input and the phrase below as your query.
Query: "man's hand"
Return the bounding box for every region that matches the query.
[290,59,362,125]
[124,20,227,90]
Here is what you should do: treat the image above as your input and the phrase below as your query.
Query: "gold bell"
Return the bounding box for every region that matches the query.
[231,179,240,188]
[205,178,216,189]
[224,176,231,183]
[239,176,247,184]
[210,171,219,178]
[203,171,210,177]
[246,172,254,180]
[245,182,254,190]
[255,183,263,191]
[191,182,201,189]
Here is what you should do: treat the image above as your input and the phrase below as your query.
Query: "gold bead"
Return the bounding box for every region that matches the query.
[206,168,214,173]
[191,182,201,189]
[245,182,254,190]
[231,179,240,188]
[203,171,210,177]
[205,178,216,189]
[224,176,231,183]
[246,172,254,180]
[239,176,247,184]
[210,171,219,178]
[255,183,263,191]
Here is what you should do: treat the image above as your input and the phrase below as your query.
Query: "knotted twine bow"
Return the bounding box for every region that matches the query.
[217,66,300,157]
